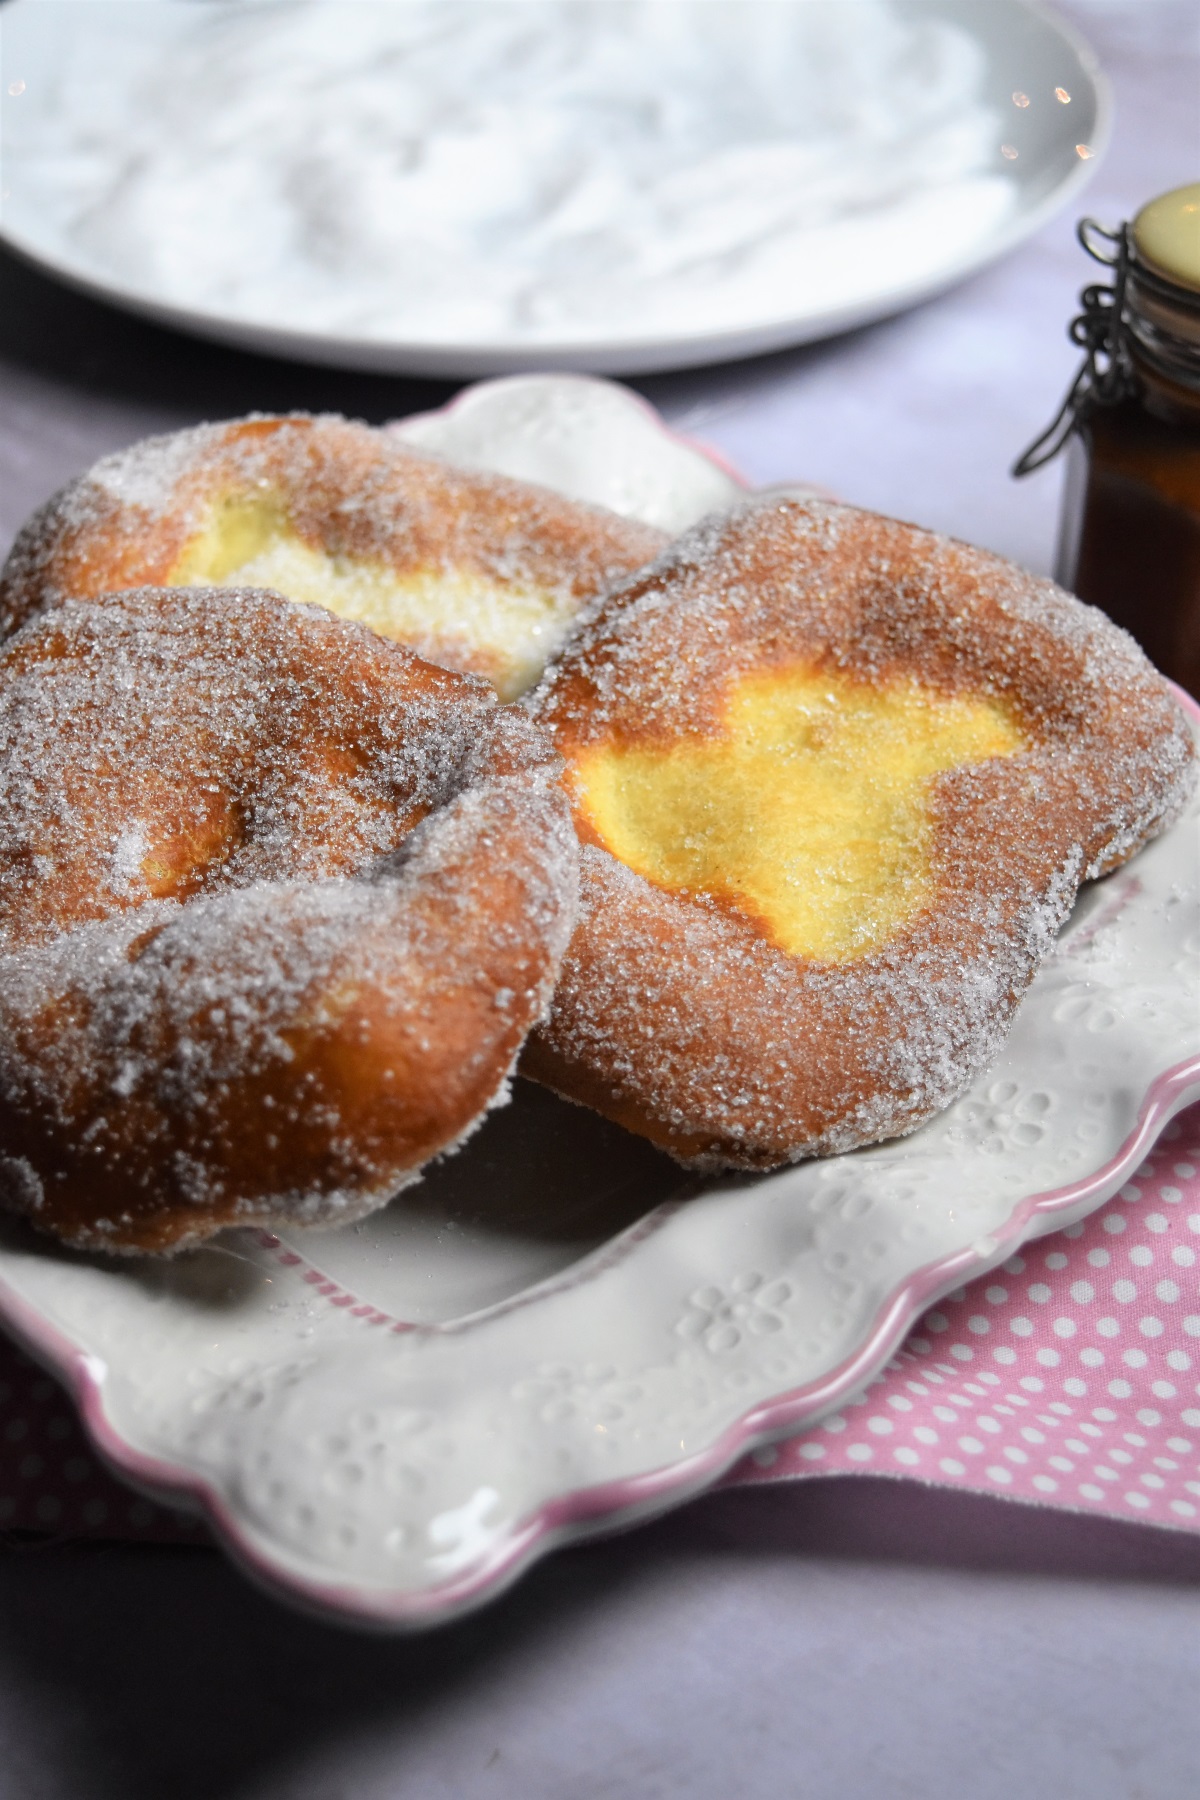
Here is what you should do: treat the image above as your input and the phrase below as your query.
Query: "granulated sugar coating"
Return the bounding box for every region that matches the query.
[0,588,578,1253]
[0,413,666,701]
[526,495,1196,1168]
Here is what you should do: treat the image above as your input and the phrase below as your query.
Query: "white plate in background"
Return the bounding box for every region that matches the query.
[0,1,1108,377]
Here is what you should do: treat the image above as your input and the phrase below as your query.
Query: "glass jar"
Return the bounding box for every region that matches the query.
[1016,183,1200,698]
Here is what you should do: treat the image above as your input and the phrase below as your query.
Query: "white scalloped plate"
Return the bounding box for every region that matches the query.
[0,377,1196,1631]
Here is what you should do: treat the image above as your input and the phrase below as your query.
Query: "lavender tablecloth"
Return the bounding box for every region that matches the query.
[0,4,1197,1796]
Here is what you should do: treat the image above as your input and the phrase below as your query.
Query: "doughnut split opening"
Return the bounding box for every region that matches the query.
[568,664,1026,962]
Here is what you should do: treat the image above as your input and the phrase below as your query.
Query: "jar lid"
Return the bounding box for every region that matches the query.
[1132,182,1200,294]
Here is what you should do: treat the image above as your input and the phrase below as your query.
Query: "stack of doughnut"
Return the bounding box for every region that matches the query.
[0,418,1193,1252]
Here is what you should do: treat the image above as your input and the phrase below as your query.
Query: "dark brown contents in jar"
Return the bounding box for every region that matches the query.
[1066,395,1200,698]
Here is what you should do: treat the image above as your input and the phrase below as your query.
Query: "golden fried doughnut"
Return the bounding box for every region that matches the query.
[0,587,577,1253]
[525,495,1196,1169]
[0,413,665,701]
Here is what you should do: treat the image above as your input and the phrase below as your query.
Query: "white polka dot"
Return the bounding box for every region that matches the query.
[1048,1402,1072,1417]
[1003,1255,1026,1274]
[1044,1253,1069,1271]
[978,1372,1001,1387]
[1166,1437,1194,1453]
[1094,1466,1119,1482]
[1146,1212,1170,1233]
[1123,1432,1147,1448]
[1124,1491,1152,1510]
[1079,1484,1105,1501]
[1063,1223,1084,1240]
[823,1414,847,1433]
[1157,1191,1182,1207]
[845,1443,873,1463]
[1009,1317,1033,1338]
[1129,1246,1153,1267]
[1093,1406,1117,1421]
[949,1345,974,1362]
[797,1442,826,1461]
[1021,1426,1046,1445]
[1156,1280,1181,1303]
[913,1426,938,1445]
[1175,1165,1197,1179]
[1048,1455,1075,1473]
[1108,1379,1133,1399]
[939,1458,965,1477]
[1120,1184,1141,1201]
[1136,1408,1163,1428]
[958,1436,984,1455]
[893,1447,920,1467]
[977,1416,1002,1435]
[986,1465,1013,1485]
[1096,1318,1120,1339]
[866,1416,893,1435]
[1152,1381,1177,1400]
[1052,1317,1077,1338]
[992,1347,1016,1365]
[752,1446,780,1469]
[925,1312,949,1333]
[1087,1248,1111,1268]
[1123,1348,1148,1368]
[984,1286,1008,1305]
[1019,1376,1044,1393]
[1172,1246,1196,1267]
[887,1396,913,1413]
[1036,1348,1061,1367]
[1064,1378,1087,1397]
[967,1316,990,1335]
[1027,1283,1051,1304]
[1032,1475,1058,1494]
[905,1381,930,1396]
[1079,1349,1104,1368]
[1065,1437,1089,1453]
[933,1405,958,1423]
[1139,1316,1165,1338]
[1167,1350,1192,1371]
[1188,1215,1200,1235]
[1170,1500,1197,1518]
[1112,1279,1137,1303]
[1004,1446,1029,1464]
[1079,1423,1102,1439]
[1184,1318,1200,1338]
[1070,1280,1096,1304]
[1104,1215,1127,1235]
[947,1287,967,1304]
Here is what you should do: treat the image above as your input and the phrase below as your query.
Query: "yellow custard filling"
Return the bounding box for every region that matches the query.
[169,491,569,700]
[570,665,1025,962]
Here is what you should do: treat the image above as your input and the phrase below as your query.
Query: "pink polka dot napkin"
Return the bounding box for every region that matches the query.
[1,1104,1199,1544]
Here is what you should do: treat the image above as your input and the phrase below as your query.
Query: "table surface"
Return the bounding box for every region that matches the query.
[1,4,1198,1797]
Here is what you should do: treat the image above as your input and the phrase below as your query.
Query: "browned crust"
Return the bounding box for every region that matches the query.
[0,588,578,1252]
[525,495,1197,1169]
[0,413,666,679]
